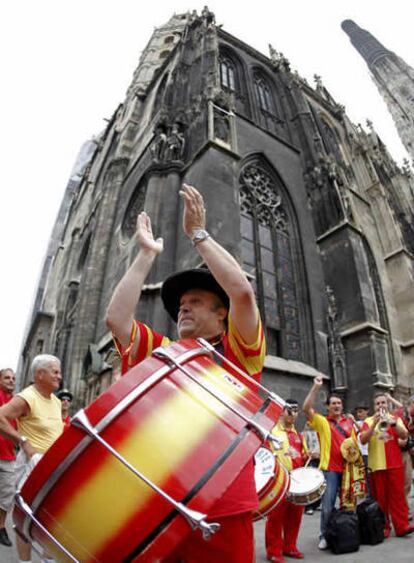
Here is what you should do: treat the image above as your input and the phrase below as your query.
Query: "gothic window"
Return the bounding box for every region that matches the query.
[254,75,274,114]
[239,163,303,360]
[164,36,174,44]
[220,56,236,91]
[121,181,147,241]
[159,50,170,60]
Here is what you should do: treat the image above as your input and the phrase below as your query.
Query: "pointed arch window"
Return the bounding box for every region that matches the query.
[239,162,303,360]
[219,56,236,91]
[254,75,274,113]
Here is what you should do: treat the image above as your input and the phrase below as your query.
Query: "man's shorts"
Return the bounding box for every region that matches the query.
[0,459,16,511]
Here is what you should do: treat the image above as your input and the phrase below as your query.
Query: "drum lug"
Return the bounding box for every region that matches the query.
[267,434,284,450]
[72,410,220,540]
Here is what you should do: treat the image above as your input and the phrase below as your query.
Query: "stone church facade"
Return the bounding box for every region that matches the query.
[19,9,414,411]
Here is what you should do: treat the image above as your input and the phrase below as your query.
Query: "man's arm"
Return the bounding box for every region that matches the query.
[106,212,163,350]
[180,184,259,344]
[360,413,380,444]
[302,375,323,420]
[0,396,36,458]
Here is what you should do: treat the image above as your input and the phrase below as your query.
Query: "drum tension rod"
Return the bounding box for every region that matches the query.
[14,494,79,562]
[153,347,283,450]
[72,410,220,541]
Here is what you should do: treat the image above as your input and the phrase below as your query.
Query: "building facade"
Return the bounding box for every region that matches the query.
[20,10,414,411]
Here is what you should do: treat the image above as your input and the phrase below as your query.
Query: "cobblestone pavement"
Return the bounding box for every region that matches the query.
[1,497,413,562]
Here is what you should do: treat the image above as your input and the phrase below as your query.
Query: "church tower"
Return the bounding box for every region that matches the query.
[342,19,414,162]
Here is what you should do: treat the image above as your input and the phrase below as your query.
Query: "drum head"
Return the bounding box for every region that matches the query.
[254,447,276,492]
[288,467,324,495]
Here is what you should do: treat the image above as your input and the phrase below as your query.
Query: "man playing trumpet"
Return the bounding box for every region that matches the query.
[360,392,414,538]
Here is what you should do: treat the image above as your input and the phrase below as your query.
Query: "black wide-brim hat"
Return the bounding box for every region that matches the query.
[57,388,73,401]
[161,268,230,322]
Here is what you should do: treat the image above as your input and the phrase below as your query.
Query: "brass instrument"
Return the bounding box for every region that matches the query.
[378,407,391,432]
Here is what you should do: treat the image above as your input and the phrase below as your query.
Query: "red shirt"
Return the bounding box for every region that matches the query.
[310,413,355,472]
[115,314,266,518]
[0,388,16,461]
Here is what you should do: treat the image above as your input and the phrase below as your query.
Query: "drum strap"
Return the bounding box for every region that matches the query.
[329,420,351,439]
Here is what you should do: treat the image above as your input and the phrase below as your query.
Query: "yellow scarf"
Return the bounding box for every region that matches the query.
[340,437,367,510]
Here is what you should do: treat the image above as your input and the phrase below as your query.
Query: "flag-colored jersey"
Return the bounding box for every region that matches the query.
[115,314,265,389]
[270,421,308,471]
[362,415,405,472]
[114,312,266,518]
[310,413,355,472]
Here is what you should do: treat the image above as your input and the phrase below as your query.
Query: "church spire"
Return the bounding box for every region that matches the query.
[341,20,391,68]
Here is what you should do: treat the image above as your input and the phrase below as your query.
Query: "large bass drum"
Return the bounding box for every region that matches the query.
[14,340,284,562]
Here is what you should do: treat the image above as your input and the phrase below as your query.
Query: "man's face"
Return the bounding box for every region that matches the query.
[374,395,388,413]
[39,361,62,392]
[356,408,369,421]
[0,369,15,393]
[61,397,71,415]
[282,404,299,425]
[177,289,227,339]
[327,396,343,417]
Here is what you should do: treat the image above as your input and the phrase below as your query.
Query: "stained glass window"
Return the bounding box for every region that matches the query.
[239,163,302,360]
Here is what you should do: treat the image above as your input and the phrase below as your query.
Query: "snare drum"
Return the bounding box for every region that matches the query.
[253,447,290,521]
[14,340,283,562]
[286,466,326,506]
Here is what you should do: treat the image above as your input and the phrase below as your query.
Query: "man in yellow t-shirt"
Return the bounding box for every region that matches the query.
[0,354,64,562]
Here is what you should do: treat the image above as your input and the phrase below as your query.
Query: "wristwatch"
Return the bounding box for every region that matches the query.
[19,435,28,445]
[191,229,210,246]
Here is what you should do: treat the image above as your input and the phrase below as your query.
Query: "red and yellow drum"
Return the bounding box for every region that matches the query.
[253,446,290,521]
[14,340,283,562]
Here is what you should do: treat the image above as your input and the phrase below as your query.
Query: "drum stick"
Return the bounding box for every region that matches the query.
[198,338,286,408]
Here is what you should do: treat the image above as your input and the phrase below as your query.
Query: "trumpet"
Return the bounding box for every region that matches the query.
[378,407,391,431]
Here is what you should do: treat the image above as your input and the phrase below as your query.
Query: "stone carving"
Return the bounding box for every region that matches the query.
[326,285,348,390]
[150,124,168,161]
[201,6,215,26]
[304,152,345,234]
[268,44,290,72]
[165,123,186,161]
[150,122,186,163]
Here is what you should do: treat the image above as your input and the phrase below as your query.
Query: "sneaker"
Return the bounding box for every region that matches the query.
[305,508,314,515]
[318,537,328,550]
[0,527,12,547]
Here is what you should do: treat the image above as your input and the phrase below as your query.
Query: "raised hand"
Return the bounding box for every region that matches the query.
[136,212,164,255]
[179,183,206,237]
[313,375,323,388]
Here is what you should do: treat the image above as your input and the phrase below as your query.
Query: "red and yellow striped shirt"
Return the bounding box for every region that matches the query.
[362,415,405,472]
[310,413,355,472]
[270,421,307,472]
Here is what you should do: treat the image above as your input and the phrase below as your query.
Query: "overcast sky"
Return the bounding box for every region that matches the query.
[0,0,412,371]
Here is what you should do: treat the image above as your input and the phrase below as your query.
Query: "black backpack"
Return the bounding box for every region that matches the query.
[326,508,360,554]
[357,498,385,545]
